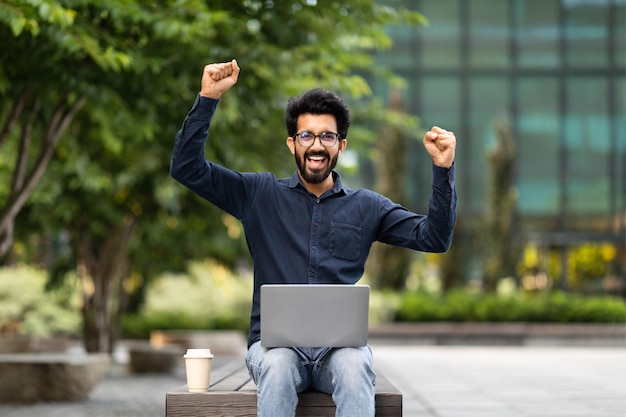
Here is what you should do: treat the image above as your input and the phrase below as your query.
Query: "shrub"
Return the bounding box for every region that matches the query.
[0,265,82,337]
[121,260,252,339]
[395,290,626,323]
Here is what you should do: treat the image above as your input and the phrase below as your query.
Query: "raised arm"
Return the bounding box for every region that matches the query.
[170,60,252,218]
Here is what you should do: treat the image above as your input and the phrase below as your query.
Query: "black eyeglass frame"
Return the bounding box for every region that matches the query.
[294,131,341,147]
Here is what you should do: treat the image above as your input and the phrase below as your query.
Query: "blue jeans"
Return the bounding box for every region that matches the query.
[245,341,376,417]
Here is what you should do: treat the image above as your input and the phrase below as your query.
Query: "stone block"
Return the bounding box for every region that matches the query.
[128,344,182,374]
[0,353,110,403]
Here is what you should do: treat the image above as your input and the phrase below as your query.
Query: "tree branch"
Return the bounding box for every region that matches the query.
[46,93,86,146]
[0,88,30,150]
[0,223,14,260]
[0,95,87,259]
[11,100,40,197]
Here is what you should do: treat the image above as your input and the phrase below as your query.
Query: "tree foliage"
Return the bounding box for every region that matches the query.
[1,0,424,351]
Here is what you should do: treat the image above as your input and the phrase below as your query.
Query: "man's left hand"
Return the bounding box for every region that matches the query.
[423,126,456,169]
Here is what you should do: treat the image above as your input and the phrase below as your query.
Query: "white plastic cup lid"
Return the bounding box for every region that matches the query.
[184,348,214,358]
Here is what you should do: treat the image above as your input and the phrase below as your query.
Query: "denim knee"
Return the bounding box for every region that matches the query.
[325,346,376,387]
[311,346,376,417]
[246,342,305,387]
[246,342,309,417]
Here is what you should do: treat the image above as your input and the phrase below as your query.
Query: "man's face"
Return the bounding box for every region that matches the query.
[287,113,347,185]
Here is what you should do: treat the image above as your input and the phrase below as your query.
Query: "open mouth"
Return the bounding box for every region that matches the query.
[306,154,327,170]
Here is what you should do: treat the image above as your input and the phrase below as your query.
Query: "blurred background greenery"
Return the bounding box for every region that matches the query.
[2,262,624,342]
[0,265,81,337]
[1,1,624,353]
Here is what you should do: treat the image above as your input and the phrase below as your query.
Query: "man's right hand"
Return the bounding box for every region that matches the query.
[200,59,240,99]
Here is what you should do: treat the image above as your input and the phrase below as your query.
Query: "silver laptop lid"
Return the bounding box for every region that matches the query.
[260,284,370,348]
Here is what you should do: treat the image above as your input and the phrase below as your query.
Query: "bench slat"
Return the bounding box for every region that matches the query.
[209,360,245,385]
[374,372,402,395]
[210,367,252,391]
[239,380,257,391]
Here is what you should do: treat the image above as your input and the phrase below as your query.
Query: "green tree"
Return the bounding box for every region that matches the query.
[1,0,424,352]
[0,1,85,258]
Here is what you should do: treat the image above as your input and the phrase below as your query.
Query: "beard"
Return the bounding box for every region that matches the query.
[295,149,339,184]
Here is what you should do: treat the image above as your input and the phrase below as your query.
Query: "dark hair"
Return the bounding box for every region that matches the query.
[285,88,351,139]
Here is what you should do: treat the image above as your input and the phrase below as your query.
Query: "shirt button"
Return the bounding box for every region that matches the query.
[310,268,316,273]
[312,246,317,250]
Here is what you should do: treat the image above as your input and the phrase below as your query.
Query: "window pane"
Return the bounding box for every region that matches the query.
[469,0,510,68]
[412,77,461,210]
[516,0,559,69]
[469,77,509,215]
[565,78,610,230]
[420,0,460,69]
[617,77,625,153]
[564,0,609,68]
[517,78,560,219]
[615,77,626,232]
[616,1,625,67]
[419,77,461,130]
[377,20,419,70]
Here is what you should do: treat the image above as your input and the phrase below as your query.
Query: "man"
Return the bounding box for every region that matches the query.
[170,59,457,417]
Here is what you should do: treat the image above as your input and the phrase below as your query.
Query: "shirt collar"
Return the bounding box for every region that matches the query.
[288,171,347,197]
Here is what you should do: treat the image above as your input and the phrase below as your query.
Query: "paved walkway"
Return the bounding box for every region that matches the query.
[373,345,626,417]
[0,345,624,417]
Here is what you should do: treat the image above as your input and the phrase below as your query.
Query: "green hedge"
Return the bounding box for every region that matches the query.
[395,290,626,323]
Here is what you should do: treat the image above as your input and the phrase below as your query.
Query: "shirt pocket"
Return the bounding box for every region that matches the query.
[329,221,362,261]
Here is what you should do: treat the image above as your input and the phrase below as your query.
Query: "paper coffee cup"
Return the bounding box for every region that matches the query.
[184,349,214,392]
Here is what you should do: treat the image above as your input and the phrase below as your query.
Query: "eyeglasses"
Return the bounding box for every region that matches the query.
[294,131,341,147]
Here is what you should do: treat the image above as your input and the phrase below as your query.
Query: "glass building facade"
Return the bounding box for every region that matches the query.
[373,0,625,287]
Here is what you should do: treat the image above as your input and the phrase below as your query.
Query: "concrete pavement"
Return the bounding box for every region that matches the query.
[0,344,624,417]
[373,345,626,417]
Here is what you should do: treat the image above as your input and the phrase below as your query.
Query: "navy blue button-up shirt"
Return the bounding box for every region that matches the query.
[171,95,457,348]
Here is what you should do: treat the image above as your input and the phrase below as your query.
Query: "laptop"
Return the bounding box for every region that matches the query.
[260,284,370,348]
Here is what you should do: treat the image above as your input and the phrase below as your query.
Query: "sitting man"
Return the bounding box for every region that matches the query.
[170,59,457,417]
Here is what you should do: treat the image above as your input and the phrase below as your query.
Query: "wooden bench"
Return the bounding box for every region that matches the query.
[166,360,402,416]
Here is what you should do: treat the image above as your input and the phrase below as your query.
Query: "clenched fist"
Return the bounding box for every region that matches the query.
[423,126,456,169]
[200,59,240,99]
